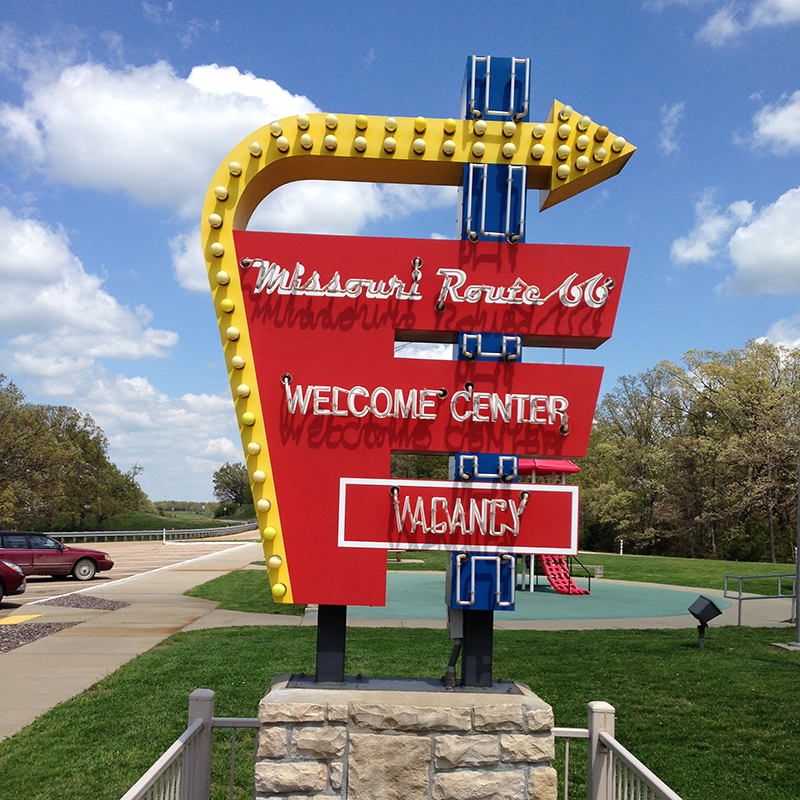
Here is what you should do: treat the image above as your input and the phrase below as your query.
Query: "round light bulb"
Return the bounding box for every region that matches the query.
[557,144,571,161]
[272,583,286,598]
[442,139,456,156]
[231,355,245,369]
[216,271,230,285]
[228,162,242,176]
[225,326,240,341]
[577,115,592,131]
[325,113,338,130]
[268,121,282,137]
[558,124,571,140]
[502,142,516,158]
[256,498,271,512]
[556,164,571,180]
[559,105,574,121]
[210,242,224,257]
[384,117,398,132]
[248,141,262,157]
[471,141,485,157]
[412,138,426,155]
[276,136,290,152]
[531,143,546,160]
[443,118,457,134]
[611,136,626,152]
[383,137,396,153]
[414,116,427,133]
[268,555,282,569]
[263,526,277,540]
[214,186,228,201]
[296,114,310,130]
[247,442,262,455]
[532,123,547,139]
[324,134,337,151]
[208,213,222,228]
[241,412,256,426]
[300,134,314,150]
[502,121,517,138]
[473,119,487,136]
[575,155,590,171]
[236,384,251,398]
[354,136,368,152]
[355,115,369,130]
[252,470,266,483]
[594,126,609,142]
[576,135,590,151]
[220,298,234,313]
[593,147,608,162]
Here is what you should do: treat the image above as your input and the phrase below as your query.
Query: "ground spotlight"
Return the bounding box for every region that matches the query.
[688,595,723,648]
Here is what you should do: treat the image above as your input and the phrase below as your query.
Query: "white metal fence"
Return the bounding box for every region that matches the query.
[122,691,683,800]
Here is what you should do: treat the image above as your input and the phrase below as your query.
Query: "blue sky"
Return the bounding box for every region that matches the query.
[1,1,799,500]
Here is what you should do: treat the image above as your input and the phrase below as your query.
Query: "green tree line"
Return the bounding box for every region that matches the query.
[0,375,148,531]
[578,340,800,562]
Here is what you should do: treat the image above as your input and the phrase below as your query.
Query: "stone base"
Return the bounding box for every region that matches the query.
[255,675,557,800]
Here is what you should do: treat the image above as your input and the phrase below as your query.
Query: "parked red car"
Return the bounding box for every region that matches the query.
[0,558,26,602]
[0,533,114,581]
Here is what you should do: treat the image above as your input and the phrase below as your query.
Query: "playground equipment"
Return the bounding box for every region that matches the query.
[518,458,590,596]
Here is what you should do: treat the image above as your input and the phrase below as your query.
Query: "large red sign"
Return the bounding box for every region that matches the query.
[232,231,627,605]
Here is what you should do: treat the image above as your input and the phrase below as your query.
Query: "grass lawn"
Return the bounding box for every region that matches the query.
[0,625,797,800]
[185,569,306,615]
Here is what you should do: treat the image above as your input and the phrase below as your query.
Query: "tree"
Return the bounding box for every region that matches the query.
[578,341,800,562]
[212,462,252,506]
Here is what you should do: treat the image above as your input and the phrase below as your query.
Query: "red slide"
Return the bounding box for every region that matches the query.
[539,555,590,595]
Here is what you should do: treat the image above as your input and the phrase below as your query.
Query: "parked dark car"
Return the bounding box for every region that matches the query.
[0,533,114,581]
[0,558,27,602]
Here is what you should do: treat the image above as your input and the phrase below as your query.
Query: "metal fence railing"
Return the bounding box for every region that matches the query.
[724,572,797,626]
[52,522,258,544]
[122,692,683,800]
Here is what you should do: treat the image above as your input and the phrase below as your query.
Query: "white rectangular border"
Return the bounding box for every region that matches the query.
[338,477,578,555]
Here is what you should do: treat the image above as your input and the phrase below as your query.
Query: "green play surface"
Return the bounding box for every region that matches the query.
[328,572,730,620]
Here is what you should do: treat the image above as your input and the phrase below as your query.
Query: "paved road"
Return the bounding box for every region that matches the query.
[0,532,261,613]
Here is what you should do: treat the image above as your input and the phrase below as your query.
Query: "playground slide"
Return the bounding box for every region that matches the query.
[539,554,590,595]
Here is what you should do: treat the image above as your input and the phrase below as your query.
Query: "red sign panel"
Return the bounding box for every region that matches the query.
[234,231,628,605]
[339,479,578,555]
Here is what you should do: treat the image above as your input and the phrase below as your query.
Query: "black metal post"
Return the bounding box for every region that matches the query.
[315,604,347,683]
[461,609,493,687]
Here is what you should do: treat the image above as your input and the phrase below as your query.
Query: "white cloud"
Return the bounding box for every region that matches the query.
[394,343,453,360]
[670,190,753,265]
[80,373,241,499]
[761,315,800,347]
[170,225,208,291]
[659,102,685,155]
[727,186,800,294]
[696,0,800,45]
[0,206,178,392]
[0,61,317,217]
[752,90,800,153]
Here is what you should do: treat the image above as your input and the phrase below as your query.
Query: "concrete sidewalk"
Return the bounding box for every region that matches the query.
[0,541,262,741]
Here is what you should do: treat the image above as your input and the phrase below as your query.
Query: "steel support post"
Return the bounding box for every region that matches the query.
[315,604,347,683]
[187,689,215,800]
[461,608,494,687]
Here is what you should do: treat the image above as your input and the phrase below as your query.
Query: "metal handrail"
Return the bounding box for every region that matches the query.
[120,718,204,800]
[600,731,683,800]
[724,572,797,626]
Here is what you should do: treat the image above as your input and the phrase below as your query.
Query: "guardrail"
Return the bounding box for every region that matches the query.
[51,522,258,544]
[724,572,797,626]
[122,691,683,800]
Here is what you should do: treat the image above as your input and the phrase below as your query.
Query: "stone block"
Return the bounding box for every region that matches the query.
[292,725,347,758]
[529,766,558,800]
[347,733,430,800]
[327,704,349,722]
[524,707,554,733]
[330,761,343,790]
[259,700,327,724]
[501,734,555,763]
[254,762,327,794]
[434,735,500,768]
[350,702,471,732]
[472,704,524,732]
[257,726,288,759]
[433,770,525,800]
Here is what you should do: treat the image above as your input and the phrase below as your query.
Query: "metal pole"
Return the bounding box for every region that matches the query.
[188,689,215,800]
[794,447,800,645]
[315,604,347,682]
[461,609,493,687]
